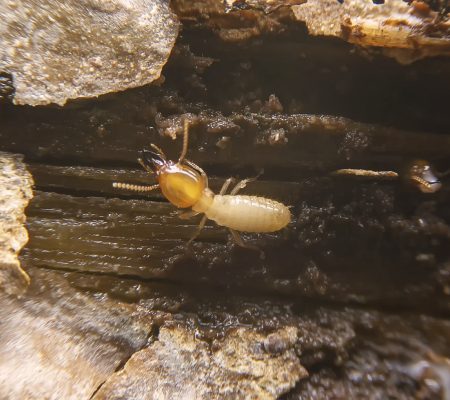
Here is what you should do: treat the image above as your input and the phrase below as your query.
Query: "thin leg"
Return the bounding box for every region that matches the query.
[230,170,263,195]
[229,229,265,259]
[187,177,233,245]
[178,119,190,163]
[187,214,208,245]
[112,182,159,193]
[219,178,234,195]
[184,159,206,177]
[178,210,199,220]
[184,159,208,187]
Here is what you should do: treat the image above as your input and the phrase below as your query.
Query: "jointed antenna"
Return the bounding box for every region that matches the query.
[112,182,159,193]
[178,119,190,164]
[410,175,432,190]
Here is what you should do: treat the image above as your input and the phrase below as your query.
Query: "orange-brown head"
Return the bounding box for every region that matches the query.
[141,149,206,208]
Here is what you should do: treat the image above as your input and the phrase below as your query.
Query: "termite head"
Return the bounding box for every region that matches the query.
[139,148,206,208]
[406,159,442,193]
[115,117,209,207]
[158,163,206,208]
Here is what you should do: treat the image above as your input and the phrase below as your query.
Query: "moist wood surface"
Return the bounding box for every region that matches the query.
[1,18,450,400]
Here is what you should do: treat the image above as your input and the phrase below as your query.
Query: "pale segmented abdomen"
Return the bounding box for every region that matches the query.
[205,195,291,233]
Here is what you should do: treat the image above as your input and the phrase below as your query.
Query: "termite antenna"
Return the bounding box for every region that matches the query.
[112,182,159,193]
[178,118,190,164]
[409,176,433,191]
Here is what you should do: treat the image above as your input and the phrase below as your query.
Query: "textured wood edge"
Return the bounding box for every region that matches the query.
[0,152,34,295]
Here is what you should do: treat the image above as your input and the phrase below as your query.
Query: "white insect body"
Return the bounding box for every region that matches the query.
[193,192,291,233]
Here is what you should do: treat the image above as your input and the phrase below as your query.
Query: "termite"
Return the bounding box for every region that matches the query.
[332,159,446,193]
[113,120,291,249]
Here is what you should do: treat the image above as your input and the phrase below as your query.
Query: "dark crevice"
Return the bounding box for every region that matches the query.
[31,184,169,203]
[88,379,105,400]
[26,263,450,320]
[87,320,162,400]
[26,160,335,184]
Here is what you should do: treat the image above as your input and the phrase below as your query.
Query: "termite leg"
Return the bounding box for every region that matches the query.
[178,210,199,220]
[187,178,234,246]
[229,229,265,259]
[184,159,209,187]
[230,179,252,195]
[230,170,263,195]
[187,214,208,245]
[219,177,235,195]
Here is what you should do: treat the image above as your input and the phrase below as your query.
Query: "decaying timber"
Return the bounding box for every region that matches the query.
[1,266,449,399]
[0,153,33,295]
[0,0,179,105]
[0,2,449,398]
[22,169,450,310]
[292,0,450,63]
[174,0,450,63]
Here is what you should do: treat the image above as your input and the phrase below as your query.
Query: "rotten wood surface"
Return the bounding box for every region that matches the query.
[0,153,33,295]
[0,21,449,400]
[21,170,450,314]
[173,0,450,64]
[2,266,450,399]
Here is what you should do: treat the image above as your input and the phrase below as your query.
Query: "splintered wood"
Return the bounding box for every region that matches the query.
[0,153,33,295]
[292,0,450,63]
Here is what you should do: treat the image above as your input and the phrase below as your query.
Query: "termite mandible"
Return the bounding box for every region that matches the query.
[113,120,291,248]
